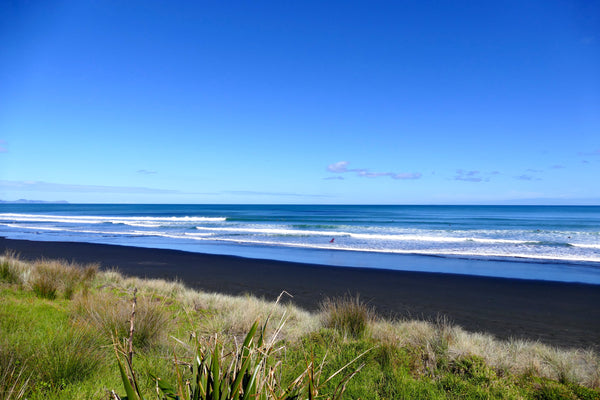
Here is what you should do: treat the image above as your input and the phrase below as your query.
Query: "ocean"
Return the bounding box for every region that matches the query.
[1,204,599,284]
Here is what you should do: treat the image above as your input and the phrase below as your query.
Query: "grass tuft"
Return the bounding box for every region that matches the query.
[37,325,105,389]
[31,265,59,299]
[0,251,23,285]
[29,259,98,300]
[320,294,375,339]
[72,289,170,349]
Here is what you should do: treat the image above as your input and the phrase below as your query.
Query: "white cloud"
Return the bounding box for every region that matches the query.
[327,161,350,173]
[326,161,422,180]
[0,140,7,153]
[137,169,157,175]
[224,190,331,198]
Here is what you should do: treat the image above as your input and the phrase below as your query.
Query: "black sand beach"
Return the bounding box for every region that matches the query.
[2,237,599,350]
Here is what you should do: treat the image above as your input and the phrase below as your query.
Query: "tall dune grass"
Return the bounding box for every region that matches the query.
[30,259,97,300]
[320,294,375,339]
[371,317,600,388]
[93,273,319,343]
[0,252,22,285]
[0,252,97,299]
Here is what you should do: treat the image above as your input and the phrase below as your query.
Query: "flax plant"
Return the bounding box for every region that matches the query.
[111,292,367,400]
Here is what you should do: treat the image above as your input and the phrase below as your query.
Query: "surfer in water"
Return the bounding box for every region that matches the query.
[329,238,335,243]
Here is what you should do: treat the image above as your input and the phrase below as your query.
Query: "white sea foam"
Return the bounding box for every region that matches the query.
[347,232,529,244]
[195,226,344,236]
[194,226,534,245]
[0,213,226,224]
[174,235,600,264]
[2,211,599,265]
[0,224,68,232]
[572,243,600,250]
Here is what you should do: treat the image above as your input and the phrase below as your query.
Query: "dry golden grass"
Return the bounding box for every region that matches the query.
[33,259,98,299]
[371,316,600,388]
[201,292,317,341]
[0,252,98,299]
[89,267,318,343]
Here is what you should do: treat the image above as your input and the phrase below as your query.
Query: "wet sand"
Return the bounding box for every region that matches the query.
[2,237,599,349]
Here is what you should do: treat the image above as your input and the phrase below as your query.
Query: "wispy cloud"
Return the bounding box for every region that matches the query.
[550,164,565,169]
[515,174,542,181]
[224,190,331,198]
[453,169,504,182]
[0,140,7,153]
[581,36,595,45]
[577,149,600,157]
[0,180,334,199]
[454,170,484,182]
[515,168,544,181]
[324,176,345,180]
[392,172,422,180]
[0,180,181,194]
[326,161,422,180]
[327,161,350,173]
[137,169,157,175]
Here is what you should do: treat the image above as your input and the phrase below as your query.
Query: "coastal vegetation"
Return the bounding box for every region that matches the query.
[0,252,599,399]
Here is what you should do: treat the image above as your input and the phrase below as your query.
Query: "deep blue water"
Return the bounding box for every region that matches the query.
[1,204,599,284]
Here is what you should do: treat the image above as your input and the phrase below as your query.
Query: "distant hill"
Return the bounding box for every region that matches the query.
[0,199,69,204]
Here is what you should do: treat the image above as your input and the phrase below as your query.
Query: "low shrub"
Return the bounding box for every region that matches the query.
[530,379,579,400]
[449,355,497,384]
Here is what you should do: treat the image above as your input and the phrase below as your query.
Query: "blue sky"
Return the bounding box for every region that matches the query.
[0,1,598,204]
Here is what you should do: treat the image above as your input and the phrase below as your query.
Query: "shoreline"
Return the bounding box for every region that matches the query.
[2,236,599,350]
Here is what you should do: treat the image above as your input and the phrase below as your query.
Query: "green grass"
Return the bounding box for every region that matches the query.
[0,253,599,400]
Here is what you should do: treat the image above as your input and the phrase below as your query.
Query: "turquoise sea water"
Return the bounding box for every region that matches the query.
[1,204,599,284]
